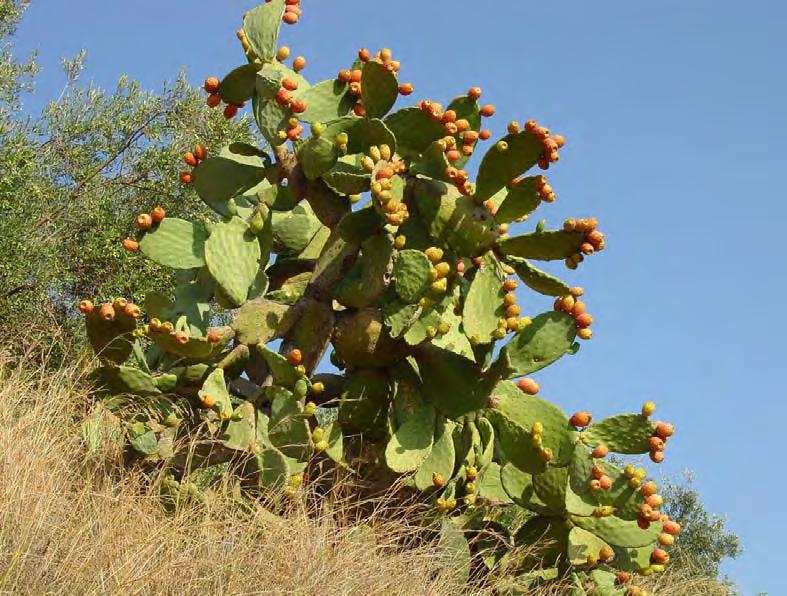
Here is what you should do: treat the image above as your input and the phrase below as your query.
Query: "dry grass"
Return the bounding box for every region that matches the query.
[0,343,733,595]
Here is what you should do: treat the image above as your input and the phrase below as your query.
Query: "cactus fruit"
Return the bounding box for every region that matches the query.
[75,7,680,590]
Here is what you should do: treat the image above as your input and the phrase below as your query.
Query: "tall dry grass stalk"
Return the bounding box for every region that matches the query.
[0,339,733,595]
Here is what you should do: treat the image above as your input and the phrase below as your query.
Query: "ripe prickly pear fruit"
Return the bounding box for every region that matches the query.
[575,313,593,328]
[223,104,239,119]
[592,445,609,459]
[398,82,413,96]
[654,422,675,440]
[174,331,189,345]
[516,378,540,395]
[615,571,631,584]
[194,144,207,161]
[183,152,198,167]
[648,436,665,452]
[650,548,669,565]
[203,77,220,93]
[641,481,658,497]
[122,238,139,252]
[662,520,681,535]
[480,104,496,117]
[293,56,307,72]
[201,394,216,409]
[161,321,174,334]
[124,303,141,319]
[569,412,592,427]
[657,532,675,547]
[151,207,166,223]
[577,328,593,340]
[78,300,94,315]
[650,451,664,463]
[599,475,612,490]
[136,213,153,230]
[287,348,303,365]
[589,479,602,492]
[432,472,445,488]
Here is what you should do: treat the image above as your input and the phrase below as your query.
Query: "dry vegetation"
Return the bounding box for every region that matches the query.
[0,341,731,595]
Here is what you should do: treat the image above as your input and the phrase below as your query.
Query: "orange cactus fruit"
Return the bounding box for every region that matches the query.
[282,10,299,24]
[662,520,681,535]
[203,77,220,94]
[569,412,592,427]
[650,451,665,464]
[194,143,208,161]
[98,303,116,321]
[654,422,675,440]
[206,93,221,108]
[122,238,139,252]
[479,104,496,117]
[179,172,192,184]
[174,331,189,345]
[136,213,153,231]
[591,445,609,459]
[287,348,303,365]
[291,98,307,113]
[478,129,492,141]
[183,152,198,167]
[123,303,141,319]
[575,313,594,328]
[207,330,221,344]
[276,46,291,61]
[151,207,166,223]
[516,378,540,395]
[78,300,94,315]
[398,82,414,96]
[282,78,299,91]
[201,394,216,409]
[599,475,613,490]
[293,56,307,72]
[648,436,665,452]
[467,86,482,100]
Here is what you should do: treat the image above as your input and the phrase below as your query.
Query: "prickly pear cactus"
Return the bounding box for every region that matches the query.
[80,3,679,592]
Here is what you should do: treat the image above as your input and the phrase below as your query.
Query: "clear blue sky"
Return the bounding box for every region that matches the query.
[14,1,783,593]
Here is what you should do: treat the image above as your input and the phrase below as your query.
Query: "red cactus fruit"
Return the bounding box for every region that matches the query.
[287,348,303,365]
[151,207,166,223]
[206,93,221,108]
[194,144,207,161]
[358,48,371,62]
[282,77,299,91]
[275,88,292,106]
[575,313,593,328]
[207,330,221,343]
[203,77,220,94]
[650,451,665,464]
[650,548,669,565]
[398,82,413,96]
[282,10,299,24]
[353,103,366,117]
[467,86,482,100]
[569,412,592,427]
[649,436,665,452]
[291,98,307,113]
[615,571,631,584]
[478,129,491,141]
[637,517,651,530]
[223,104,239,119]
[599,475,613,490]
[479,104,495,117]
[592,445,609,459]
[183,152,198,167]
[179,172,193,184]
[516,378,540,395]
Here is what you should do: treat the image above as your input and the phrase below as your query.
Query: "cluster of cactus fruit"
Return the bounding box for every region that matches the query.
[80,3,679,594]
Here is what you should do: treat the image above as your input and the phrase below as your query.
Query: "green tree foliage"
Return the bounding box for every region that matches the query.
[0,1,254,359]
[662,470,741,579]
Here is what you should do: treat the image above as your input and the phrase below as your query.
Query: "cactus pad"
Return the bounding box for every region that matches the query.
[581,414,654,454]
[500,311,577,377]
[242,0,285,63]
[463,252,505,344]
[205,217,262,307]
[474,132,545,201]
[139,218,208,269]
[393,249,433,304]
[414,416,456,491]
[498,230,587,261]
[383,107,445,157]
[198,368,233,419]
[505,256,571,297]
[385,402,435,473]
[494,177,543,224]
[361,60,399,118]
[297,79,355,123]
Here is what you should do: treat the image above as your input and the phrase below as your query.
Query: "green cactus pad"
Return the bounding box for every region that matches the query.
[571,515,661,549]
[581,414,655,455]
[154,373,178,393]
[256,345,301,388]
[259,182,299,211]
[409,141,451,181]
[567,527,612,566]
[383,106,445,157]
[486,409,546,475]
[445,95,481,169]
[198,368,233,419]
[498,230,588,261]
[403,306,443,346]
[412,179,499,257]
[254,447,290,490]
[322,161,371,195]
[393,249,432,304]
[533,466,569,514]
[268,387,311,460]
[505,256,571,297]
[414,416,456,491]
[338,368,390,436]
[390,359,424,424]
[438,519,472,584]
[205,217,261,307]
[85,309,137,363]
[127,422,159,456]
[299,136,338,180]
[475,416,495,468]
[336,233,392,308]
[242,0,285,63]
[568,445,643,520]
[500,311,577,377]
[218,63,261,105]
[139,218,208,269]
[231,298,292,345]
[192,143,268,214]
[271,205,322,255]
[296,79,355,123]
[385,402,435,473]
[333,307,408,368]
[463,252,505,344]
[149,331,221,360]
[488,380,575,466]
[253,93,289,147]
[501,463,550,512]
[417,345,486,419]
[322,117,396,156]
[382,299,421,338]
[222,401,256,451]
[101,364,160,396]
[476,462,513,504]
[494,177,543,224]
[474,132,545,202]
[612,544,655,573]
[514,517,572,566]
[322,421,344,463]
[361,60,399,118]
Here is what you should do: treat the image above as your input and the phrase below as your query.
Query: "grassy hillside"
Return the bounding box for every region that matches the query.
[0,343,731,595]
